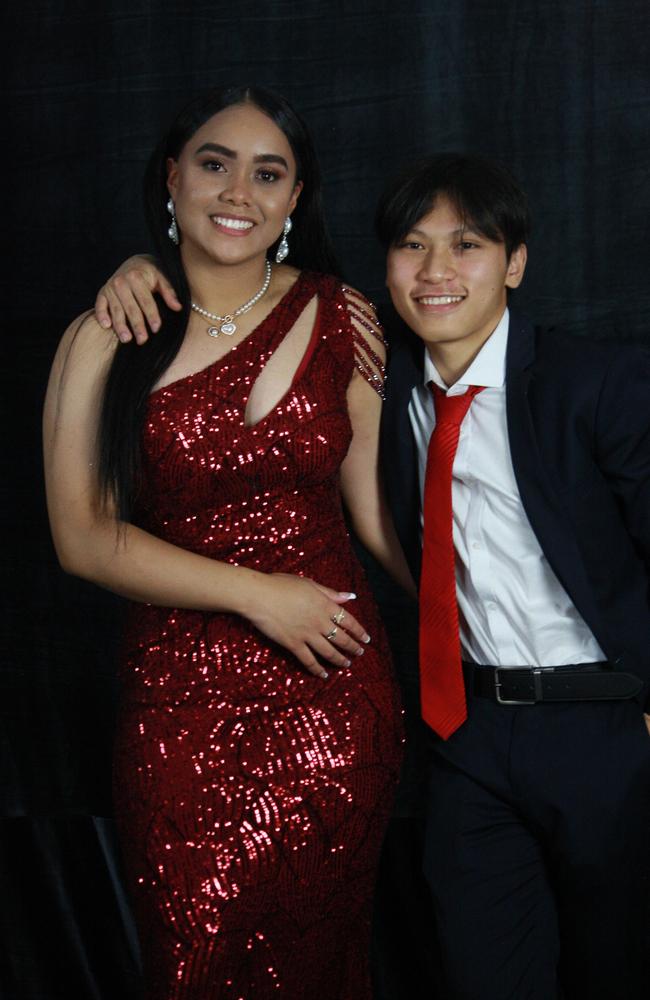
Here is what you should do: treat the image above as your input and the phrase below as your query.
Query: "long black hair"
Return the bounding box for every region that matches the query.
[99,85,341,521]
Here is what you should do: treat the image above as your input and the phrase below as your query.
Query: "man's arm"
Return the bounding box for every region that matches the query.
[593,344,650,730]
[594,344,650,572]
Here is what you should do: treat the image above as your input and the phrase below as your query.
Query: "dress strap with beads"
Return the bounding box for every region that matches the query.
[341,285,388,399]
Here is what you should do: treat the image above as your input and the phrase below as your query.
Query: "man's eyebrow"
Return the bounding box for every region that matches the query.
[406,225,482,238]
[194,142,288,169]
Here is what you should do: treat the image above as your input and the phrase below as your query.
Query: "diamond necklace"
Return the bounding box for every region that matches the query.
[191,259,273,337]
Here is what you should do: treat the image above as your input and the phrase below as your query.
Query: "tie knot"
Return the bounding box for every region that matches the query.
[430,383,485,427]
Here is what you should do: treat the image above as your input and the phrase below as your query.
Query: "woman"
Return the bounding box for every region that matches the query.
[43,86,412,999]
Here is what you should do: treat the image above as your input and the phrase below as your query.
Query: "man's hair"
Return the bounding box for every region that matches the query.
[375,153,530,258]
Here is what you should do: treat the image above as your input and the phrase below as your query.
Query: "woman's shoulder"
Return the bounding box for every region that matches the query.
[51,309,119,386]
[301,275,387,398]
[61,308,117,350]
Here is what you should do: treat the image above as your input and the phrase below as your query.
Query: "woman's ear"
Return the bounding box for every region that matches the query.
[166,157,179,199]
[288,180,303,216]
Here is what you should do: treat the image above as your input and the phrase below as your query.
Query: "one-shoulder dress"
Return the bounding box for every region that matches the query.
[113,271,403,999]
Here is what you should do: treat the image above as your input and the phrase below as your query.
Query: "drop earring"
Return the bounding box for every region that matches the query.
[275,216,292,263]
[167,198,179,245]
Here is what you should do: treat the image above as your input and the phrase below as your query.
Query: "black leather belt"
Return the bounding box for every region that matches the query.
[463,662,643,705]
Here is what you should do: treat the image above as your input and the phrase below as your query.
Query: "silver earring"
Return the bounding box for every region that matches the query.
[167,197,179,245]
[275,217,292,263]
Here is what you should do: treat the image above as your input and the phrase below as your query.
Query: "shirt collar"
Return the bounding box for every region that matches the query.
[423,307,509,394]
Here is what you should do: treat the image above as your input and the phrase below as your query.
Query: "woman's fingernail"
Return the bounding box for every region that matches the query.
[343,659,351,667]
[339,592,356,600]
[362,633,371,643]
[321,670,329,680]
[356,648,364,657]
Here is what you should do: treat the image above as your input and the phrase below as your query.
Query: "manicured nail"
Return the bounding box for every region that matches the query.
[356,648,364,656]
[339,592,356,600]
[320,670,329,680]
[343,659,351,667]
[362,633,371,643]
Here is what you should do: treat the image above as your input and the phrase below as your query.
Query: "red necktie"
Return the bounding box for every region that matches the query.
[419,383,484,739]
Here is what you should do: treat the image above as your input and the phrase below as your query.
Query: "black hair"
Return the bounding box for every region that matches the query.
[375,153,530,259]
[99,85,341,521]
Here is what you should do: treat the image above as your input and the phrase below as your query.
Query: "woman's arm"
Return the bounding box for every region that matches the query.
[94,256,181,344]
[43,314,370,677]
[339,291,417,598]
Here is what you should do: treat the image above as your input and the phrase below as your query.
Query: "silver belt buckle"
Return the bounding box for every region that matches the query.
[494,666,548,705]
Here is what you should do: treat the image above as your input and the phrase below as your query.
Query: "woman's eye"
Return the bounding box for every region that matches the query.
[256,168,281,183]
[203,160,225,172]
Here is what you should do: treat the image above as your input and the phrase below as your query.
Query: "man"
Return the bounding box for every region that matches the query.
[377,153,650,999]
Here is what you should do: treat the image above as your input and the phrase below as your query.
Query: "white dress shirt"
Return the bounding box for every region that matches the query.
[408,308,605,667]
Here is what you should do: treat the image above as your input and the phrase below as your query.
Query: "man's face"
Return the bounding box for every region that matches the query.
[386,196,526,365]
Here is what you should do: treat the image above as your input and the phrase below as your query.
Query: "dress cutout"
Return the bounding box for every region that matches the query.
[113,271,403,1000]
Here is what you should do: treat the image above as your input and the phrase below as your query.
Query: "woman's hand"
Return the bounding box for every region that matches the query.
[95,255,181,345]
[243,573,371,679]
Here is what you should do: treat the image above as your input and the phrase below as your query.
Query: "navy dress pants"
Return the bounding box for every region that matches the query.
[423,694,650,1000]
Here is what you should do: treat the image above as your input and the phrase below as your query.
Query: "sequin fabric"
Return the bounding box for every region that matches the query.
[113,272,403,1000]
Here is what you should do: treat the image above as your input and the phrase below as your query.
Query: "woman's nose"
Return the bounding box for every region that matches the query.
[221,170,253,206]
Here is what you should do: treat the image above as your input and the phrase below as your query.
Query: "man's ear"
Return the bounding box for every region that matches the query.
[166,157,179,199]
[505,243,527,289]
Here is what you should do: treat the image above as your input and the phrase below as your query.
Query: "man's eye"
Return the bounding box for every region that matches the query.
[398,241,424,250]
[458,241,479,251]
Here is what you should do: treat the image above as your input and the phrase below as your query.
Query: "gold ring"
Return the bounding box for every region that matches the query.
[331,610,345,625]
[325,626,338,640]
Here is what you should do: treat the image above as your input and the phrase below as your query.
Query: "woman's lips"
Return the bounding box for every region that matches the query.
[210,214,255,235]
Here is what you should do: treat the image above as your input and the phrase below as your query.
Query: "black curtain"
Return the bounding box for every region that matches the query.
[3,2,649,997]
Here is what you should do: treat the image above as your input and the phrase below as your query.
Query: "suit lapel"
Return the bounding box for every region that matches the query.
[505,313,600,623]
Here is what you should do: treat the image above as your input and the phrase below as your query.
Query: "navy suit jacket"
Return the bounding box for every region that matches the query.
[381,310,650,702]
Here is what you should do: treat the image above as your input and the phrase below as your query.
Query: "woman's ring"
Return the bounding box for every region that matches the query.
[325,626,338,640]
[330,610,345,625]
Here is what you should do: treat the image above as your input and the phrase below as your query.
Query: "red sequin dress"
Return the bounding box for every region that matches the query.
[113,272,403,1000]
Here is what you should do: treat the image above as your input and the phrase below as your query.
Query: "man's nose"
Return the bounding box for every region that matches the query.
[417,248,456,282]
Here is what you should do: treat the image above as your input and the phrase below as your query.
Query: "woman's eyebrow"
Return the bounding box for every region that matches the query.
[194,142,288,169]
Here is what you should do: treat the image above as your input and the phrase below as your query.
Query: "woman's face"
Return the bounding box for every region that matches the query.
[167,102,302,268]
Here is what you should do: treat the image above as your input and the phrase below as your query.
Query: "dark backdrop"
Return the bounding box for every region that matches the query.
[3,2,649,997]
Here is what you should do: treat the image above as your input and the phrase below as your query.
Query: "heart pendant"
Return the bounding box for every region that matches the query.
[220,321,237,336]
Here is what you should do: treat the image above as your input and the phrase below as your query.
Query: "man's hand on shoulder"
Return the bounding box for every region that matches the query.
[95,255,182,345]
